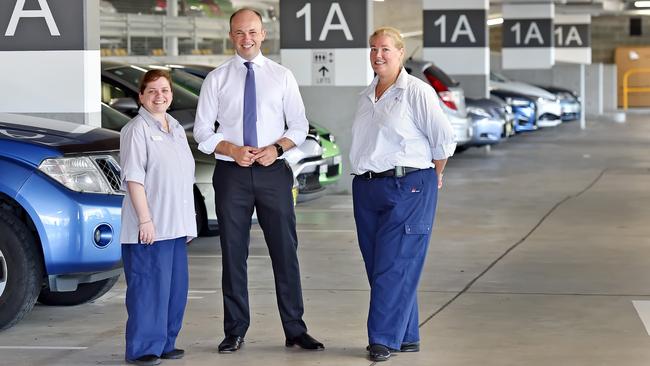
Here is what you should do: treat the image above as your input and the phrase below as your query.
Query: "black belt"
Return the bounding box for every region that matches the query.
[355,166,421,179]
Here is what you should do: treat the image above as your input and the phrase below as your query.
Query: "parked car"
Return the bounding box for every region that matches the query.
[404,59,473,147]
[309,122,342,186]
[465,98,511,147]
[489,72,562,128]
[490,89,538,133]
[535,85,581,121]
[0,113,123,331]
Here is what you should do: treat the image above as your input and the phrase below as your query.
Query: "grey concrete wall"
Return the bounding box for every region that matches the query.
[300,86,366,194]
[454,75,489,99]
[585,63,604,116]
[603,64,618,111]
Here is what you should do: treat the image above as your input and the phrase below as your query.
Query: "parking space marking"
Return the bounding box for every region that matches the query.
[188,255,269,258]
[632,301,650,336]
[251,229,356,233]
[0,346,88,350]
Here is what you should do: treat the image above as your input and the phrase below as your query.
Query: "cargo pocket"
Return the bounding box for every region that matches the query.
[399,223,431,258]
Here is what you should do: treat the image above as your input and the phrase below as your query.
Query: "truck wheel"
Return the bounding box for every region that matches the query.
[0,208,43,331]
[38,275,119,306]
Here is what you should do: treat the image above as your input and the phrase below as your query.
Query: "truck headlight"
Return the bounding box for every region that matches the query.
[38,157,113,194]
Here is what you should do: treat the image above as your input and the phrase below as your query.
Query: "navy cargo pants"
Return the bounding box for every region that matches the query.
[352,168,438,350]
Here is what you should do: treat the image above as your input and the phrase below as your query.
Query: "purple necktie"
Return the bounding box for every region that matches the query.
[243,61,258,147]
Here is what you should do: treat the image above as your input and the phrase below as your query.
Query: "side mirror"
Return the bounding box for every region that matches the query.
[109,97,138,113]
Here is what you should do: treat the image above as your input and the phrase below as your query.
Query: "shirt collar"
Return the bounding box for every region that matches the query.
[235,52,266,68]
[137,106,182,135]
[360,67,409,99]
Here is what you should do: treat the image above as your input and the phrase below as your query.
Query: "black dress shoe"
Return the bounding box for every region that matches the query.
[285,332,325,350]
[218,335,244,353]
[400,342,420,352]
[368,344,391,362]
[161,348,185,359]
[126,354,161,366]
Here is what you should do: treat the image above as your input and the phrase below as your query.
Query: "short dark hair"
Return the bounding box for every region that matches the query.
[139,69,172,94]
[229,8,263,30]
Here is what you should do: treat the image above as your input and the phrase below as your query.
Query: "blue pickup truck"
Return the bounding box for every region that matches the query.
[0,113,123,330]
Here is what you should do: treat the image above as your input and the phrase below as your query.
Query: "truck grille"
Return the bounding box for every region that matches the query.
[93,155,124,194]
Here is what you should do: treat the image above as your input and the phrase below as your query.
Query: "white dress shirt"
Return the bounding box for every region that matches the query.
[193,53,308,160]
[349,67,457,175]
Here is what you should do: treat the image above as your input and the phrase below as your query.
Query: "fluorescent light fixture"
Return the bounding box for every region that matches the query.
[635,1,650,7]
[487,17,504,26]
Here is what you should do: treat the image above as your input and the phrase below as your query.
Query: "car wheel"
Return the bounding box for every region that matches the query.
[38,275,119,306]
[0,207,43,331]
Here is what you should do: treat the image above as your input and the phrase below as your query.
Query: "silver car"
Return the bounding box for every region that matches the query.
[404,59,473,147]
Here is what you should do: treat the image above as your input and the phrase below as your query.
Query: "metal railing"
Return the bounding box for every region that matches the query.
[100,13,279,56]
[622,68,650,109]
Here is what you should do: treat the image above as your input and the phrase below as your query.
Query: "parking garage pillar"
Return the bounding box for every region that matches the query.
[555,14,591,130]
[166,0,178,56]
[280,0,374,192]
[502,1,555,70]
[0,0,101,126]
[422,0,489,99]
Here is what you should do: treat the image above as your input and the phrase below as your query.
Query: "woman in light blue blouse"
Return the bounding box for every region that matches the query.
[119,69,197,366]
[349,27,456,362]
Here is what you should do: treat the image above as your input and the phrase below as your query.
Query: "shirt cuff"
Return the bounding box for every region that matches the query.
[282,130,306,147]
[431,142,457,160]
[198,133,223,155]
[121,174,145,190]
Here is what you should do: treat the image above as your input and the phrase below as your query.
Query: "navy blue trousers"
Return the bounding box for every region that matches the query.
[122,237,188,360]
[352,168,438,350]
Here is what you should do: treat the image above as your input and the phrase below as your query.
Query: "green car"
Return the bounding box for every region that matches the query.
[309,122,342,186]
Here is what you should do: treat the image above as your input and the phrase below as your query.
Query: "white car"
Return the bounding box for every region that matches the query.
[489,72,562,128]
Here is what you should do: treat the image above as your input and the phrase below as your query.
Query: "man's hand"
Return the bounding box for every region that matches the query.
[252,145,278,166]
[437,172,443,190]
[231,146,258,167]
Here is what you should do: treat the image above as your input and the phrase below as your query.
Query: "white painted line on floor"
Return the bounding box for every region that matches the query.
[116,295,204,300]
[632,301,650,336]
[251,229,356,233]
[0,346,88,350]
[295,208,352,212]
[188,255,269,258]
[188,290,217,294]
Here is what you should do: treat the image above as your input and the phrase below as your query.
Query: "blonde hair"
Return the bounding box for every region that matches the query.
[369,27,405,50]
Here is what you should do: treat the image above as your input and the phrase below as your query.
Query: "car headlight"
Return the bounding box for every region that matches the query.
[506,97,531,107]
[327,134,336,144]
[38,157,113,194]
[467,106,492,119]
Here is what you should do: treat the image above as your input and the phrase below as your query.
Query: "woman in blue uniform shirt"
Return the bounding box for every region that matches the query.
[119,69,197,366]
[349,27,456,362]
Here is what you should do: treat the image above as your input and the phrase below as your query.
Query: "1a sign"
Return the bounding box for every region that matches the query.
[554,24,590,48]
[0,0,84,51]
[503,19,553,48]
[280,0,367,49]
[423,10,486,47]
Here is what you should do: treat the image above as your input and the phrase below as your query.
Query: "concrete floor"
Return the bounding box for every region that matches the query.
[1,115,650,366]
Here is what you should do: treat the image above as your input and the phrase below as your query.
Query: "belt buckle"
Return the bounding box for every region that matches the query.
[367,171,373,179]
[394,166,405,178]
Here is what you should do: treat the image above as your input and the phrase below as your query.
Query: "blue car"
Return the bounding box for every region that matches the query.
[536,85,582,122]
[0,114,123,330]
[490,89,538,133]
[466,98,512,147]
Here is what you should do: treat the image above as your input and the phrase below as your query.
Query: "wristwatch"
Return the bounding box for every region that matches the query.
[273,143,284,157]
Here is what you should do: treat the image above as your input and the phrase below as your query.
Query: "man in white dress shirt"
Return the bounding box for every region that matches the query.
[193,8,324,353]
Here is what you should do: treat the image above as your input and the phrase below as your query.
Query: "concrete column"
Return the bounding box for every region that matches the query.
[422,0,489,98]
[280,0,373,193]
[166,0,178,56]
[0,0,101,126]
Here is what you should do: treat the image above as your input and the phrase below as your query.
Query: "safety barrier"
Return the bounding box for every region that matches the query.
[622,68,650,109]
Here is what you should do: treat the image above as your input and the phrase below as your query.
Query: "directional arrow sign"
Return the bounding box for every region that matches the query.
[318,66,329,77]
[312,49,335,85]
